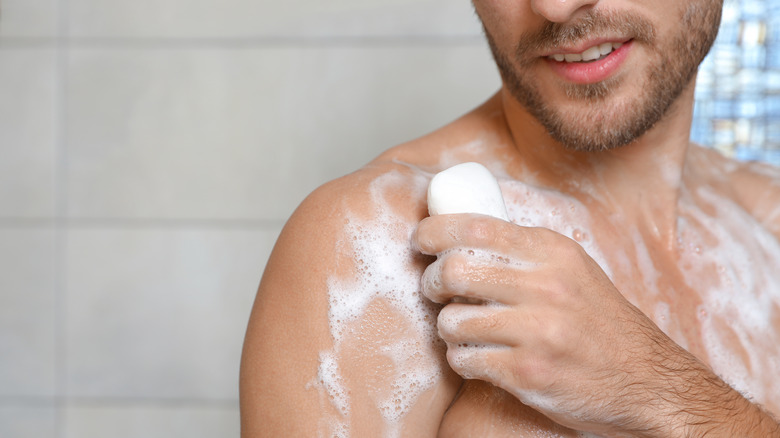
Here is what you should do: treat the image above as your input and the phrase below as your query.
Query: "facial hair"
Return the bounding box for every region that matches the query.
[482,2,723,152]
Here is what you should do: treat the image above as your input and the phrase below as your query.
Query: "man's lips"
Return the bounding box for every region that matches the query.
[543,39,634,84]
[546,40,626,62]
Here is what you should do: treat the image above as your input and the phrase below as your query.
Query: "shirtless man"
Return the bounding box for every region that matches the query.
[240,0,780,436]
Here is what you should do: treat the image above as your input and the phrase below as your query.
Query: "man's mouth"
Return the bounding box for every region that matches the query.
[547,42,625,63]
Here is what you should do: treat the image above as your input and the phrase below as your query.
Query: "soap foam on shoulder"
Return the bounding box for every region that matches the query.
[318,169,446,437]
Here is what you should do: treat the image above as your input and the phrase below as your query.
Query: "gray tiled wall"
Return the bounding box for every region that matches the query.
[0,0,500,436]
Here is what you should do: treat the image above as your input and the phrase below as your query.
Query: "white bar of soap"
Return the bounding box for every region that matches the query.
[427,162,509,221]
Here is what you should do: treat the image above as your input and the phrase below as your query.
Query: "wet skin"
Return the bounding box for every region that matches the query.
[241,93,780,437]
[240,0,780,436]
[419,95,780,436]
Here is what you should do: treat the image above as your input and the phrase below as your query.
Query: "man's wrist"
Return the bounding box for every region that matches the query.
[660,364,780,437]
[614,333,779,438]
[678,394,780,437]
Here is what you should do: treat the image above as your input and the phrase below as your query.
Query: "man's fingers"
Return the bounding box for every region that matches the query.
[413,214,509,255]
[444,342,511,384]
[420,248,536,305]
[437,303,523,347]
[413,214,552,257]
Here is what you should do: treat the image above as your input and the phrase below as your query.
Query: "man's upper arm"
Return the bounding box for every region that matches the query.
[239,171,460,437]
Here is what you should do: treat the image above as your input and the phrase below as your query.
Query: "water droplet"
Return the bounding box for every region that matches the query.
[572,229,589,242]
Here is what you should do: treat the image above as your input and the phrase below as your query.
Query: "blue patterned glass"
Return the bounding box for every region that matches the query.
[692,0,780,164]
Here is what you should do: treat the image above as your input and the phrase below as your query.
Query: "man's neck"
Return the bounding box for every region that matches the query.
[499,83,696,250]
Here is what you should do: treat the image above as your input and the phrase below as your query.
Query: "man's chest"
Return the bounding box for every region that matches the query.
[493,182,780,427]
[615,194,780,411]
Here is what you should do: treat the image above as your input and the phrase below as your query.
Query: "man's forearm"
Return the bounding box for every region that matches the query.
[653,347,780,437]
[674,386,780,437]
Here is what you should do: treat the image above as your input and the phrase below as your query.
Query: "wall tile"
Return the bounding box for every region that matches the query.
[65,227,278,399]
[0,404,56,438]
[68,0,482,39]
[0,48,57,218]
[66,45,500,221]
[65,403,238,438]
[0,0,58,38]
[0,229,56,398]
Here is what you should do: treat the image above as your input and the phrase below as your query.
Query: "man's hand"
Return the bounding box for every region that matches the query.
[412,213,779,437]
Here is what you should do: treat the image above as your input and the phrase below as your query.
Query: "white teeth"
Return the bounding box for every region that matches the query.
[549,42,623,62]
[581,46,602,61]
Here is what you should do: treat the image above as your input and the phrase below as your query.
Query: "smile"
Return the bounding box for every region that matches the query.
[544,40,633,84]
[548,42,624,63]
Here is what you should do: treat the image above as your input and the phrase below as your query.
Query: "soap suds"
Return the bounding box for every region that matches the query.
[316,170,445,437]
[317,351,349,418]
[676,184,780,404]
[447,343,509,382]
[630,227,661,296]
[313,155,780,436]
[500,179,612,278]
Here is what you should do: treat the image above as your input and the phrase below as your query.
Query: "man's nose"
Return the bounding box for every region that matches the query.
[530,0,599,23]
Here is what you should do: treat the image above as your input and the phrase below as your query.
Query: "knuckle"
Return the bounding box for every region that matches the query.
[479,311,506,334]
[538,319,571,355]
[560,238,586,260]
[508,351,552,391]
[516,359,551,392]
[544,228,586,260]
[440,252,470,293]
[464,216,496,244]
[517,226,548,251]
[540,275,567,303]
[541,272,576,306]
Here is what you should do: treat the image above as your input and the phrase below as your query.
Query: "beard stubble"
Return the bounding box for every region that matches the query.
[483,2,723,152]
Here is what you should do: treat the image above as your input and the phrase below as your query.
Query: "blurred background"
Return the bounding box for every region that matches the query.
[0,0,777,437]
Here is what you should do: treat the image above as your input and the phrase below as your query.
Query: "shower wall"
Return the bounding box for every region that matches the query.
[0,1,499,436]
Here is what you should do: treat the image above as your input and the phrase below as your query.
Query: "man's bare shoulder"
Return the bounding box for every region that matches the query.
[260,94,513,308]
[288,93,512,234]
[291,159,430,236]
[242,121,484,436]
[689,144,780,236]
[375,93,516,171]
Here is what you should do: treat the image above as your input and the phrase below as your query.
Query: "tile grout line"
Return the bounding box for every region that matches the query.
[0,35,486,49]
[0,395,239,408]
[0,217,287,230]
[53,0,69,436]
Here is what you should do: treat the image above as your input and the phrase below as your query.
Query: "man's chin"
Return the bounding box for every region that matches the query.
[528,98,652,152]
[563,76,623,101]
